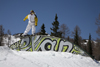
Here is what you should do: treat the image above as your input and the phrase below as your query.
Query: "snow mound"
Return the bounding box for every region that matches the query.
[0,46,100,67]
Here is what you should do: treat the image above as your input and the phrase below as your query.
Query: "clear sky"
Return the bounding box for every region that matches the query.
[0,0,100,40]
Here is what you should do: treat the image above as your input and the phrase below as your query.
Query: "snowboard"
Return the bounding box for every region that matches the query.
[14,33,35,39]
[19,35,34,39]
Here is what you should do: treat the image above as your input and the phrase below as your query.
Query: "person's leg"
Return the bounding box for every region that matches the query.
[32,23,36,35]
[23,22,32,35]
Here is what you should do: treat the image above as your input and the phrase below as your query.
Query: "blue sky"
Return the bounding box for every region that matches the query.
[0,0,100,40]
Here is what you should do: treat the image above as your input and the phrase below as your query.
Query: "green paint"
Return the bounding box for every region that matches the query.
[62,46,68,52]
[10,35,84,55]
[54,38,61,51]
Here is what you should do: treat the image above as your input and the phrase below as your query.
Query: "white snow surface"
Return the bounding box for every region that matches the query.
[0,46,100,67]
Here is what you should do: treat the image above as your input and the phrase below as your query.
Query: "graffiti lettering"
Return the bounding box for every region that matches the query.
[10,35,84,55]
[20,37,31,51]
[37,39,56,51]
[58,40,73,52]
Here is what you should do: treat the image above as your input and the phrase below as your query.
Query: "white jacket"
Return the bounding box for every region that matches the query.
[23,13,38,26]
[28,14,35,22]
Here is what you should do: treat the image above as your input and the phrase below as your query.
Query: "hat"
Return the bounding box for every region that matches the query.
[30,10,34,13]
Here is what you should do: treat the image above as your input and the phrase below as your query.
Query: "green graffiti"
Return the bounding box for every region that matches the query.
[10,40,21,50]
[62,46,68,52]
[10,35,84,55]
[35,36,58,51]
[71,45,81,54]
[55,38,61,51]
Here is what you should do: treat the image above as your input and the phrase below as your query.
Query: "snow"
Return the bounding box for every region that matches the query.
[3,35,20,45]
[1,35,100,67]
[0,46,100,67]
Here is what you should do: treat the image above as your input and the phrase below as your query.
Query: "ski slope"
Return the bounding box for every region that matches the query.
[0,46,100,67]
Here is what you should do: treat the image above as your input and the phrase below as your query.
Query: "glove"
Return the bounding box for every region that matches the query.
[23,19,25,21]
[35,24,37,26]
[35,22,37,26]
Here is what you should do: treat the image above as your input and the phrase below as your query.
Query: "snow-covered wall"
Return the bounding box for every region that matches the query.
[10,35,84,54]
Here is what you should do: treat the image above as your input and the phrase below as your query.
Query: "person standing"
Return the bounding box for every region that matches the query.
[22,10,38,36]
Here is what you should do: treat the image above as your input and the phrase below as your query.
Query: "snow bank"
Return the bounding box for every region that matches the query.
[0,46,100,67]
[3,35,20,46]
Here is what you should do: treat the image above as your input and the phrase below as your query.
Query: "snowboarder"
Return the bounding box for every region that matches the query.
[22,10,38,36]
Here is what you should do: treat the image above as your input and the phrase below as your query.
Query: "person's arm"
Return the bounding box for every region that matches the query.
[34,16,38,26]
[23,15,28,21]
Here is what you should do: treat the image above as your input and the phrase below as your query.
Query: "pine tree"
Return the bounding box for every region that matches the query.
[72,25,81,46]
[0,25,5,46]
[7,29,11,47]
[87,34,92,56]
[67,36,70,41]
[74,29,79,46]
[40,23,46,35]
[50,14,61,37]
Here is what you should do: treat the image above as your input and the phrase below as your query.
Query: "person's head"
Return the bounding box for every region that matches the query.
[30,10,34,15]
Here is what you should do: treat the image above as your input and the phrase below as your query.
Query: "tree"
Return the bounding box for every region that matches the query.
[96,27,100,36]
[87,34,92,56]
[93,13,100,60]
[0,25,5,46]
[7,29,11,47]
[50,14,61,37]
[95,14,100,25]
[60,24,70,38]
[95,14,100,38]
[66,36,70,41]
[72,25,81,46]
[93,42,100,60]
[40,23,47,35]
